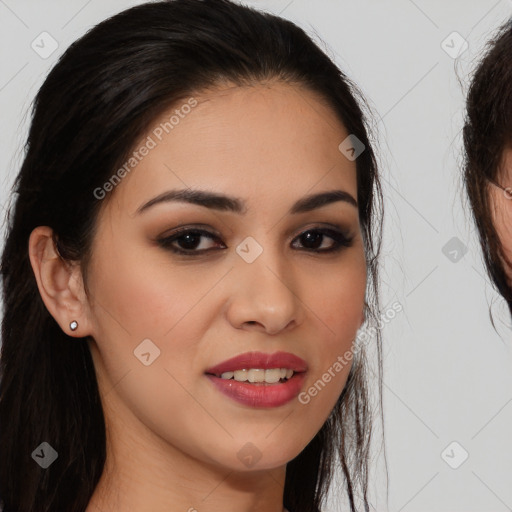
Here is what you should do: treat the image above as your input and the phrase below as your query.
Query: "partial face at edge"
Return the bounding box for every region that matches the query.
[490,147,512,283]
[83,82,367,471]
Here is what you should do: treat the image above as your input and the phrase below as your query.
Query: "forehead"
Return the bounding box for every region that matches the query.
[102,81,356,217]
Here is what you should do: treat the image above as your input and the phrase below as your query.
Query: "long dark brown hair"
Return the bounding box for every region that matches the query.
[463,18,512,316]
[0,1,384,511]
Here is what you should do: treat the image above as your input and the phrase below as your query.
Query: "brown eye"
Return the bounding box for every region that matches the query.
[174,232,207,250]
[299,231,324,249]
[292,228,353,253]
[157,229,226,255]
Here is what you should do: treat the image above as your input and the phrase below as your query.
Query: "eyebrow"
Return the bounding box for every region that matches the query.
[136,188,358,215]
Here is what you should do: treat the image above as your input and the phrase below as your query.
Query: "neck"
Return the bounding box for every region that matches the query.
[86,379,287,512]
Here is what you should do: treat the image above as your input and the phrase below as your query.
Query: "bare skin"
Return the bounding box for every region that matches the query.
[490,147,512,283]
[29,81,366,512]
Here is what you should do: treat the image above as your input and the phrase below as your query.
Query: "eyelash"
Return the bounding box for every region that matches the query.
[156,225,354,256]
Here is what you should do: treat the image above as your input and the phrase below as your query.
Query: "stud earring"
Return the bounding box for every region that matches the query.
[70,320,78,332]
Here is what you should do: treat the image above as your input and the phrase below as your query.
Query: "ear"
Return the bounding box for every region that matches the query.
[28,226,93,337]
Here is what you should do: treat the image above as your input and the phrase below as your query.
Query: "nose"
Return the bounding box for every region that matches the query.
[224,246,306,335]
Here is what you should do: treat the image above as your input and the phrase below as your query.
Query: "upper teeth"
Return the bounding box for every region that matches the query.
[220,368,294,383]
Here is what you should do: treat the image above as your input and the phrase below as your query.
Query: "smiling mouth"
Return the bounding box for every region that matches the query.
[204,351,308,407]
[207,368,295,385]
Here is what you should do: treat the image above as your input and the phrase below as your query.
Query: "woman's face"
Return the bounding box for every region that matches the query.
[85,81,366,471]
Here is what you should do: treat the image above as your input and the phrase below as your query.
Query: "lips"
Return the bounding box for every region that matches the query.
[204,351,308,408]
[204,351,308,376]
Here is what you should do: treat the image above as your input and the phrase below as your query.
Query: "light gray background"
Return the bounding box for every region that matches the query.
[1,1,511,511]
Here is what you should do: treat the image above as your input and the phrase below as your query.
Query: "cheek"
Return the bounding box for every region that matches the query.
[85,245,226,403]
[321,282,365,333]
[89,242,218,339]
[296,252,365,415]
[313,254,366,338]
